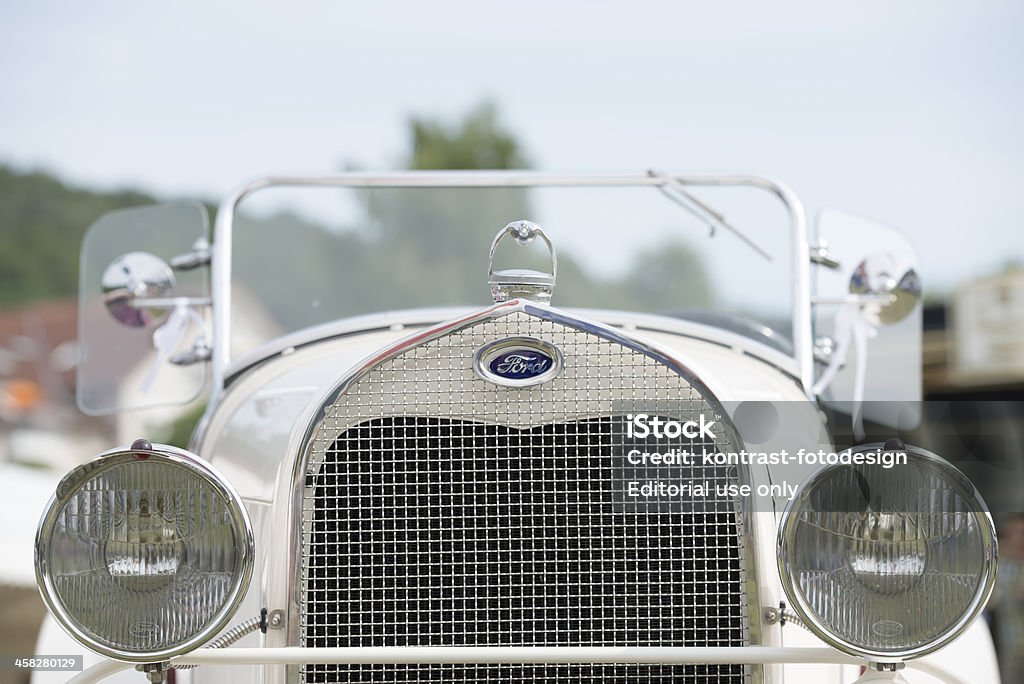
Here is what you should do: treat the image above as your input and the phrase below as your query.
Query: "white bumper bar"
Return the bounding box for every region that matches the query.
[69,646,968,684]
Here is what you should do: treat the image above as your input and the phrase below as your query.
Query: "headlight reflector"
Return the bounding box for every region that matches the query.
[35,443,253,662]
[778,443,997,659]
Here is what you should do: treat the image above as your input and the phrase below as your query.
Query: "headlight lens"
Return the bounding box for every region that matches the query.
[778,443,997,659]
[35,443,254,662]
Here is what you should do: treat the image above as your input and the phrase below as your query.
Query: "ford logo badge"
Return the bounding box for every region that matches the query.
[474,337,563,387]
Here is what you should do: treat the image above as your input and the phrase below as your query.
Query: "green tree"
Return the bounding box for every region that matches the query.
[0,101,715,333]
[408,101,530,171]
[0,167,154,307]
[353,100,538,309]
[621,242,714,310]
[231,100,715,331]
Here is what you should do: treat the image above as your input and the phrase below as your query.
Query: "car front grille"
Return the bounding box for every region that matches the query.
[299,310,752,683]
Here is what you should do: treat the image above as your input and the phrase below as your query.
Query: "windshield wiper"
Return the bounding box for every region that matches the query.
[649,170,773,262]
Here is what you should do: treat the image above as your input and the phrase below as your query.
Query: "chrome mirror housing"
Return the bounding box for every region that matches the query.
[850,251,922,326]
[101,251,176,328]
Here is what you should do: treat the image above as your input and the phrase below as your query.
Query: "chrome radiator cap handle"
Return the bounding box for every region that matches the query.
[487,220,557,303]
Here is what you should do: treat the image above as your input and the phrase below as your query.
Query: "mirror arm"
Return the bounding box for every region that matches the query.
[811,294,896,306]
[809,241,840,269]
[171,339,213,366]
[130,296,213,309]
[170,238,212,271]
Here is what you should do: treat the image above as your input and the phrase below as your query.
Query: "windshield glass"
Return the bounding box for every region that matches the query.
[229,182,795,359]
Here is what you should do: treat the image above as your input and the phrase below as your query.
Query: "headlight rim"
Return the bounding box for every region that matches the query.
[776,442,998,661]
[34,443,255,663]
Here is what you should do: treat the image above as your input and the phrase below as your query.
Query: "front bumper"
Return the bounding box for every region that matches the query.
[68,645,969,684]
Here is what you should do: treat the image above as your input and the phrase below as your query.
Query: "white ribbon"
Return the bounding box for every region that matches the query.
[139,299,203,393]
[812,302,878,440]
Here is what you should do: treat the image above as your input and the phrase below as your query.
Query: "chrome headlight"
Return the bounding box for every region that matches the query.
[35,442,254,662]
[778,443,997,659]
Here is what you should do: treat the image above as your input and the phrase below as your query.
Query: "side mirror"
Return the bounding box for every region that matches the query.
[813,209,923,432]
[77,204,211,415]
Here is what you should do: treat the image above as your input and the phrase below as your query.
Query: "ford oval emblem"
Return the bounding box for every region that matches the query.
[474,337,563,387]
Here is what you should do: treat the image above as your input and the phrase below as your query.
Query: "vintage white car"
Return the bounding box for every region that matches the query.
[33,172,1000,684]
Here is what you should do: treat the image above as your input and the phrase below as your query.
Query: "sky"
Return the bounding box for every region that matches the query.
[1,1,1022,296]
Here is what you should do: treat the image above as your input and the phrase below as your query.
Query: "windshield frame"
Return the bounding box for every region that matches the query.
[210,172,811,402]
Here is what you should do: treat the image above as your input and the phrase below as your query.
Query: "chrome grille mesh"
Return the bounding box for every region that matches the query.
[301,311,751,682]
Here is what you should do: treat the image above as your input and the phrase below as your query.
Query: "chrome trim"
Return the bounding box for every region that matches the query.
[34,443,255,663]
[285,299,762,681]
[218,306,801,390]
[487,220,557,303]
[776,443,998,661]
[222,307,473,383]
[210,172,812,405]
